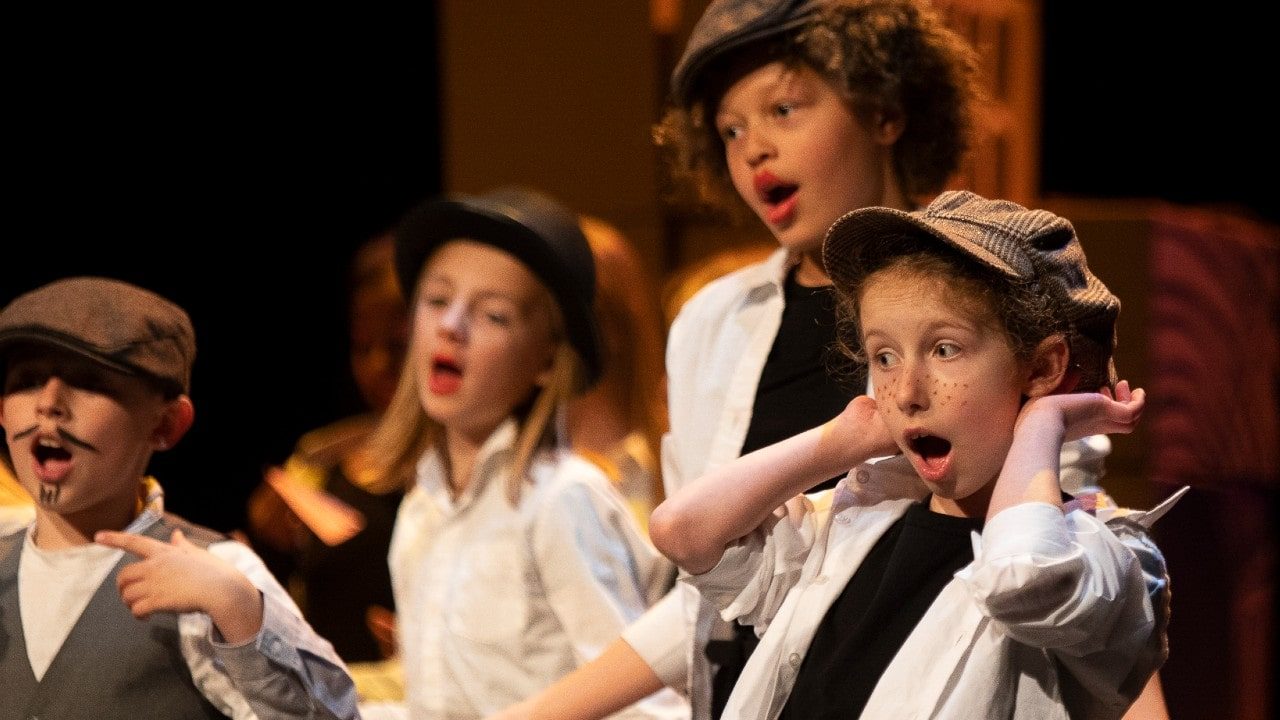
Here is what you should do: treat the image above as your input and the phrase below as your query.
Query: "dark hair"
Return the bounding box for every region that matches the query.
[833,236,1064,375]
[656,0,980,214]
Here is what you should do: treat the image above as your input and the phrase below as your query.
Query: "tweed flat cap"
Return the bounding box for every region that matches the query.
[670,0,824,106]
[0,277,195,396]
[823,190,1120,391]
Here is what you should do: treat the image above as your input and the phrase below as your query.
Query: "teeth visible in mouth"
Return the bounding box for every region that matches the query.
[35,436,71,464]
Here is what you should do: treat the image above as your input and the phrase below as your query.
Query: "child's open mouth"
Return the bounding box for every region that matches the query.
[907,432,953,483]
[763,183,798,205]
[428,355,463,395]
[32,435,73,483]
[753,172,799,225]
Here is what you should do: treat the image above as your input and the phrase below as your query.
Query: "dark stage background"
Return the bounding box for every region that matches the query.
[3,3,1273,533]
[4,13,443,531]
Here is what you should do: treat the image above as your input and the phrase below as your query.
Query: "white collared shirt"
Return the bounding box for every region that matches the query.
[622,251,1119,717]
[690,455,1172,720]
[388,419,682,719]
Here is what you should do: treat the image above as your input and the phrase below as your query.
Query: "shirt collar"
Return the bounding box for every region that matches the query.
[415,418,519,514]
[123,476,165,534]
[740,249,795,304]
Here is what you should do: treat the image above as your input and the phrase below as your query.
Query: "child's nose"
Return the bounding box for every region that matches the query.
[437,301,468,340]
[895,363,931,415]
[744,127,777,166]
[36,377,69,419]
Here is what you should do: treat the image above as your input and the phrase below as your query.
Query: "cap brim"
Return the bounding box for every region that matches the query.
[822,206,1023,292]
[671,12,815,105]
[0,329,150,381]
[394,198,547,302]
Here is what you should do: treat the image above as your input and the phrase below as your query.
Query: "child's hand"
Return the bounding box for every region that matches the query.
[96,528,265,644]
[1018,380,1146,442]
[817,395,898,474]
[989,382,1146,518]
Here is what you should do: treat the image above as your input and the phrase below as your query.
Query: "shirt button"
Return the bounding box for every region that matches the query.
[835,514,850,525]
[856,469,870,483]
[789,652,802,667]
[813,575,828,585]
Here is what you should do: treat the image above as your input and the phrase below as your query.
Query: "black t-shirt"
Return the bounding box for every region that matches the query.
[739,272,862,484]
[778,501,983,719]
[709,270,864,718]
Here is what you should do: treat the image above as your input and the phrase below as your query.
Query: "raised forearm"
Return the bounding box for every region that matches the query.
[651,416,875,574]
[987,409,1065,521]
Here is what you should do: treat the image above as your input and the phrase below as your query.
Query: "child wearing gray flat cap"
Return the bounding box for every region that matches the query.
[0,276,359,720]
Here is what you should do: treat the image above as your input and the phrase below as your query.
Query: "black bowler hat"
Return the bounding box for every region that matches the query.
[393,186,603,387]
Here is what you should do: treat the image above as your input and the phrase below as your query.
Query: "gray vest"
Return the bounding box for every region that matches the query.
[0,515,230,720]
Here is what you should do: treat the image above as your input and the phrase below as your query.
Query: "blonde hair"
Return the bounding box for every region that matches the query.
[365,262,586,506]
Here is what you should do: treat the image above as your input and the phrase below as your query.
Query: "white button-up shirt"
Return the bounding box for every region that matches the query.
[389,420,679,719]
[622,251,1119,718]
[690,455,1174,720]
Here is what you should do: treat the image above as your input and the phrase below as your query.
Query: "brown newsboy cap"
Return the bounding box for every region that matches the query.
[823,190,1120,392]
[0,277,195,397]
[670,0,824,106]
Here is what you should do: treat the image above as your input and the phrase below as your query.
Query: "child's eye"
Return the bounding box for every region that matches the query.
[718,124,743,142]
[483,312,512,327]
[873,351,898,369]
[935,343,960,359]
[773,102,796,118]
[476,303,515,327]
[3,369,43,393]
[421,294,449,310]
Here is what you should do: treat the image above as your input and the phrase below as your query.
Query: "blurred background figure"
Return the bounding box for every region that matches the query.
[244,232,410,666]
[0,459,34,536]
[569,216,670,529]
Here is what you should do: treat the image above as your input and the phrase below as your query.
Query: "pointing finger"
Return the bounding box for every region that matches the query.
[96,530,166,558]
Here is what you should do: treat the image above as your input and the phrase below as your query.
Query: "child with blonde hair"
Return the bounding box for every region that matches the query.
[366,187,679,719]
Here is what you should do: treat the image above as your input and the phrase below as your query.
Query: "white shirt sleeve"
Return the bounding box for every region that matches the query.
[531,473,660,661]
[685,494,819,635]
[957,502,1167,709]
[179,539,359,720]
[530,471,689,719]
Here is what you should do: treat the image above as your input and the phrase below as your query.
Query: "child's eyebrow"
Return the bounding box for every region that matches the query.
[421,275,525,307]
[920,318,981,335]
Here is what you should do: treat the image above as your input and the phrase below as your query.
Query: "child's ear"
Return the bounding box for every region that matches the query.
[153,396,195,451]
[1023,334,1071,398]
[873,111,906,146]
